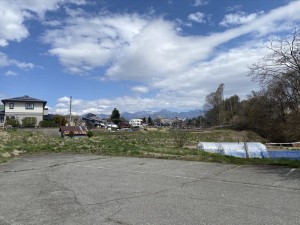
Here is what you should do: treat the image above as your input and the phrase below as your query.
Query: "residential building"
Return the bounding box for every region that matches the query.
[129,119,143,127]
[1,95,48,126]
[81,114,104,127]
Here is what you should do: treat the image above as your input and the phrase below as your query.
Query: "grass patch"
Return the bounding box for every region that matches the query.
[0,129,299,168]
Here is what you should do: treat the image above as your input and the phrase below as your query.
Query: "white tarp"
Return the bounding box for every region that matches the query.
[197,142,269,158]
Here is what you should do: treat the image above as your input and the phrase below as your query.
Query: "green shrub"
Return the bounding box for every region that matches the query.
[87,130,94,138]
[5,118,20,128]
[22,117,37,128]
[39,120,59,127]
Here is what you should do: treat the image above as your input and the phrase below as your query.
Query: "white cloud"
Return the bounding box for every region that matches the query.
[193,0,208,7]
[188,12,206,23]
[131,85,149,94]
[57,96,71,103]
[42,0,300,81]
[0,53,10,67]
[105,19,214,81]
[5,70,18,76]
[52,44,264,115]
[42,20,62,27]
[42,13,149,74]
[0,0,88,46]
[0,52,35,69]
[220,11,264,27]
[0,1,29,46]
[54,96,113,115]
[175,19,192,28]
[13,61,35,70]
[226,5,242,12]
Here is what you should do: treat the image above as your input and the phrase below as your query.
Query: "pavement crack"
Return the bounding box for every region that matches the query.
[2,157,109,173]
[106,217,131,225]
[74,164,299,191]
[180,179,200,188]
[205,165,243,179]
[48,157,108,168]
[84,189,170,207]
[180,165,242,188]
[204,177,300,191]
[41,173,82,206]
[3,168,37,173]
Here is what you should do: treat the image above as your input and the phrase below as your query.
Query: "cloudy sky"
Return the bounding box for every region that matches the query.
[1,0,300,115]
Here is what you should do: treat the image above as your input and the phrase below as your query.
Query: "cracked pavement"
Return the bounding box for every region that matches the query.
[0,153,299,225]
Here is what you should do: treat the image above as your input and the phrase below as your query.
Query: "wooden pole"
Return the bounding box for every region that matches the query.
[244,142,250,158]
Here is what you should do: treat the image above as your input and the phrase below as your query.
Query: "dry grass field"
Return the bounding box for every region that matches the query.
[0,128,299,167]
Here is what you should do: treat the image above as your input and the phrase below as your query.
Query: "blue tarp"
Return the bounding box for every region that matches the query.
[268,150,300,160]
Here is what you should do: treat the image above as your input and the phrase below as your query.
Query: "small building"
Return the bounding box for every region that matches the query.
[1,95,47,126]
[129,119,143,127]
[59,126,88,138]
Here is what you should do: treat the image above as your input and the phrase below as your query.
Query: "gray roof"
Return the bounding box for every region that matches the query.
[1,95,47,106]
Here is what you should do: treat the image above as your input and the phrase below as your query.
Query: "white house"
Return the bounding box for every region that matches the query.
[129,119,143,127]
[1,95,48,126]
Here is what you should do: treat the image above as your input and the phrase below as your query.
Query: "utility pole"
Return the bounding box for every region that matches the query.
[69,96,72,126]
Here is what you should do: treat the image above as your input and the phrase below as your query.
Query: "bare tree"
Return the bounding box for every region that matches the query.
[247,27,300,141]
[249,27,300,112]
[205,83,224,125]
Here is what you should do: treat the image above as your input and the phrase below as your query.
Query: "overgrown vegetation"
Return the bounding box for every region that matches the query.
[0,129,299,168]
[171,120,189,147]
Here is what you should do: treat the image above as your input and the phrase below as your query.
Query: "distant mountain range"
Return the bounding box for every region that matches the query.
[99,109,204,120]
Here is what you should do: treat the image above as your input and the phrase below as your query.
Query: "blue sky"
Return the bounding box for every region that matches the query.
[1,0,300,115]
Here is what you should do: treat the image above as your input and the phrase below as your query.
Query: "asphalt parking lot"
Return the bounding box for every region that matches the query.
[0,154,299,225]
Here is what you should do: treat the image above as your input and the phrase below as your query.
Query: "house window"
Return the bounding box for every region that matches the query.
[25,103,34,109]
[9,103,14,109]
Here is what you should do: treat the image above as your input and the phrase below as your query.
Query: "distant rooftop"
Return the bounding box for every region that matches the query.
[1,95,47,106]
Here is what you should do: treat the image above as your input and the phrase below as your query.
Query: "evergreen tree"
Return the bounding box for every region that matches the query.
[148,116,154,126]
[110,108,121,124]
